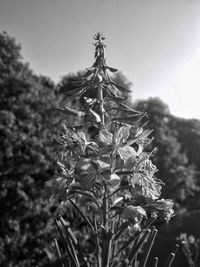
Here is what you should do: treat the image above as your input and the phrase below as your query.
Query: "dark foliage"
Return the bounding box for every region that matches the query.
[133,97,200,210]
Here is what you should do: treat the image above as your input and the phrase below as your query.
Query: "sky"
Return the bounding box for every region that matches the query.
[1,0,200,119]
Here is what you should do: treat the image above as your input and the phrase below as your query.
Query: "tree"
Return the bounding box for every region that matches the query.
[133,97,198,209]
[0,31,66,267]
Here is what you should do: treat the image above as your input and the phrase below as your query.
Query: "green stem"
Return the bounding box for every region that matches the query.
[98,84,105,125]
[69,199,95,233]
[152,257,158,267]
[94,217,101,267]
[102,183,112,267]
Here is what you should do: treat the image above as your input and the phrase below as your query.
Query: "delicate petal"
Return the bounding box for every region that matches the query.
[151,199,174,210]
[124,155,137,169]
[97,128,113,145]
[128,224,141,234]
[118,146,137,163]
[109,173,121,186]
[122,205,147,223]
[130,172,162,200]
[113,125,130,145]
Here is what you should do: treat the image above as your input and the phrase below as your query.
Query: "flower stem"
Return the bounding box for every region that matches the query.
[98,84,105,125]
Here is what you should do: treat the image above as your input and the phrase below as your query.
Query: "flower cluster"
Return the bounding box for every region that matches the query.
[46,33,175,266]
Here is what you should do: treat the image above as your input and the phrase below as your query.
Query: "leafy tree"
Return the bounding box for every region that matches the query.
[173,118,200,172]
[171,118,200,209]
[133,98,198,209]
[0,31,65,267]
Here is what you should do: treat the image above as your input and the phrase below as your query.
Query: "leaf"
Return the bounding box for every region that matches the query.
[120,103,142,113]
[138,129,154,140]
[57,107,85,117]
[98,145,113,156]
[86,141,99,156]
[103,84,119,97]
[118,146,137,163]
[76,158,91,174]
[112,197,123,206]
[54,219,79,267]
[111,114,142,125]
[110,205,124,212]
[87,109,101,123]
[80,169,96,190]
[69,199,96,233]
[135,121,149,137]
[135,127,144,138]
[107,66,118,72]
[105,95,128,104]
[128,230,151,264]
[83,68,95,77]
[138,228,158,267]
[76,131,87,143]
[66,86,87,97]
[110,81,131,92]
[45,177,67,200]
[91,159,110,172]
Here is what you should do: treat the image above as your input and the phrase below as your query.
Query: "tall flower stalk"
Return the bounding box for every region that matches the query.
[46,33,177,267]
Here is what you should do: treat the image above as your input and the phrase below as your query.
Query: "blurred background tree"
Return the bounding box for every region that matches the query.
[133,98,199,210]
[1,31,200,266]
[0,31,62,266]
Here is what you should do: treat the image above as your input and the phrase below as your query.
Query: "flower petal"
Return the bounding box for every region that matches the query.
[113,125,130,145]
[118,146,137,163]
[97,128,113,145]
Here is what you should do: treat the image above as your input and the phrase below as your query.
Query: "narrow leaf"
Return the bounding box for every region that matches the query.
[111,81,131,92]
[164,253,175,267]
[93,217,101,267]
[55,219,79,267]
[66,87,87,97]
[111,114,142,125]
[138,228,158,267]
[113,125,130,145]
[152,257,158,267]
[69,199,95,233]
[59,216,89,267]
[164,245,179,267]
[107,66,118,72]
[114,221,129,241]
[128,229,151,264]
[57,107,85,117]
[54,239,62,259]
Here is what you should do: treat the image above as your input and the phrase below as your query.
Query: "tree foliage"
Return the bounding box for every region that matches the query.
[133,98,199,209]
[0,31,63,267]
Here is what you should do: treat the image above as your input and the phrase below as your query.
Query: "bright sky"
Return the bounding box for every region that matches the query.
[1,0,200,119]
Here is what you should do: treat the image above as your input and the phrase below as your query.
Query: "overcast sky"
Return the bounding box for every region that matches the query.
[1,0,200,119]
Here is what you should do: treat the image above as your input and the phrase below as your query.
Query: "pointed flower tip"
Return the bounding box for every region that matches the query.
[93,32,106,41]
